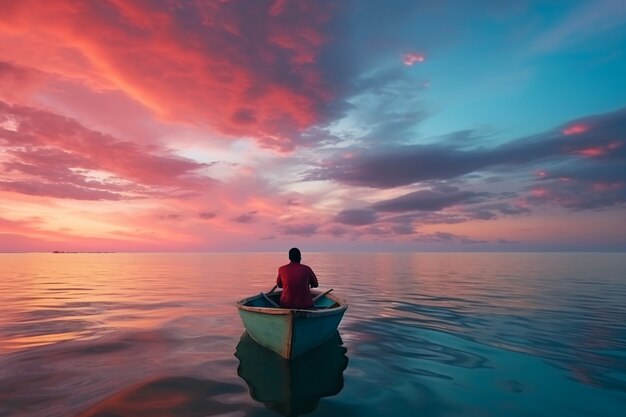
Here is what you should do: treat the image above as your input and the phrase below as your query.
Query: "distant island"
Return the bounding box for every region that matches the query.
[52,251,117,254]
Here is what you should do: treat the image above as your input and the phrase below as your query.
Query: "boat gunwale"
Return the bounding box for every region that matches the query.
[236,290,347,317]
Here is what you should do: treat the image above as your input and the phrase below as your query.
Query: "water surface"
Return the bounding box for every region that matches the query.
[1,253,625,416]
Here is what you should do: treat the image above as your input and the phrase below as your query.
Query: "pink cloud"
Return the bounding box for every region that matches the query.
[530,188,549,197]
[572,141,622,158]
[525,179,626,210]
[402,52,425,66]
[0,61,46,103]
[1,101,212,200]
[0,0,336,151]
[0,215,45,236]
[563,123,590,135]
[0,180,125,201]
[279,222,320,236]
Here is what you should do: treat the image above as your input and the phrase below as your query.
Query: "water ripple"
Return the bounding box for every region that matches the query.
[0,252,625,417]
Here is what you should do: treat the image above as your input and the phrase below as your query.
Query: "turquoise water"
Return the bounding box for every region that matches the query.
[0,253,625,416]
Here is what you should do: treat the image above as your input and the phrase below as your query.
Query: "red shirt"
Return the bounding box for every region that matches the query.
[276,262,319,309]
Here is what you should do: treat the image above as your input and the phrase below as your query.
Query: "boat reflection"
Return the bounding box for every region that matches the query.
[235,331,348,416]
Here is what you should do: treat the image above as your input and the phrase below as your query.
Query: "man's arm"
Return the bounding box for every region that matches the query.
[276,269,283,288]
[309,267,319,288]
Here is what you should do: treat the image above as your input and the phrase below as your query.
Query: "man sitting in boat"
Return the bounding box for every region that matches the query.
[276,248,319,309]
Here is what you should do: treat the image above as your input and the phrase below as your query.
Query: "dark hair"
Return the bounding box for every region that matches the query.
[288,247,301,262]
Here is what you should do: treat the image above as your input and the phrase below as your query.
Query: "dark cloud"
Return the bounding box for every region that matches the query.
[308,144,483,188]
[324,224,348,237]
[460,237,488,244]
[158,213,182,220]
[306,107,626,188]
[468,210,497,220]
[462,202,532,218]
[391,223,415,235]
[279,223,319,236]
[198,211,217,220]
[330,184,534,235]
[371,187,489,212]
[413,231,486,244]
[526,179,626,210]
[537,161,626,185]
[385,211,469,225]
[495,203,531,215]
[231,210,258,223]
[230,108,257,125]
[497,239,521,244]
[335,209,378,225]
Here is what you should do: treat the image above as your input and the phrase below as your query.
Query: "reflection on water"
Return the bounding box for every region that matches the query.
[0,253,625,417]
[76,376,249,417]
[236,331,348,416]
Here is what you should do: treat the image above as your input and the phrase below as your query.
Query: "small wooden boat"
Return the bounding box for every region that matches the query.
[236,289,347,359]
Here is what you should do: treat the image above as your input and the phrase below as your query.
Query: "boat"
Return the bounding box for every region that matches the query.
[235,331,348,416]
[236,288,347,359]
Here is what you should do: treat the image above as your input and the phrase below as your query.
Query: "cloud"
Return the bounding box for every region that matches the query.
[328,187,498,237]
[0,61,45,103]
[497,239,521,244]
[307,107,626,193]
[320,102,626,234]
[324,224,348,237]
[0,0,344,151]
[231,211,258,224]
[402,52,425,66]
[525,179,626,210]
[0,101,212,200]
[328,185,523,237]
[0,180,124,201]
[0,215,46,236]
[198,211,217,220]
[468,209,497,220]
[371,187,489,212]
[335,209,378,225]
[462,202,532,218]
[385,211,469,225]
[279,222,320,236]
[158,214,182,221]
[391,223,415,235]
[414,231,486,244]
[307,145,483,187]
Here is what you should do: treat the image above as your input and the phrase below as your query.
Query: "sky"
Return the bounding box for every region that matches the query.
[1,0,625,252]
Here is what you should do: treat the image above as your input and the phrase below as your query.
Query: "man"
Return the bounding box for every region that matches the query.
[276,248,319,309]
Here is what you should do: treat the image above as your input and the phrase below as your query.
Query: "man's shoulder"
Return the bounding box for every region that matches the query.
[280,263,313,272]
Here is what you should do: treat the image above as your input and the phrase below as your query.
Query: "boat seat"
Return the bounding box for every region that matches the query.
[261,292,279,307]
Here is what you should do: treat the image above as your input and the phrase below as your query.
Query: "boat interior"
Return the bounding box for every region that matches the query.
[244,291,339,309]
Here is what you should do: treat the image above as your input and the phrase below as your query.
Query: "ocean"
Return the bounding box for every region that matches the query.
[0,252,625,417]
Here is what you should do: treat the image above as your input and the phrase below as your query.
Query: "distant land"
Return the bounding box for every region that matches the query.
[52,251,117,254]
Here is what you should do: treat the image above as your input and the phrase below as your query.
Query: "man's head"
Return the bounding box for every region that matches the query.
[288,247,301,263]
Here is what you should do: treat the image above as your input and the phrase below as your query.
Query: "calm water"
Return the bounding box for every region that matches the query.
[1,253,625,417]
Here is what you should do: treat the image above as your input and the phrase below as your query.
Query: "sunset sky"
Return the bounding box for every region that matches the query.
[1,0,625,252]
